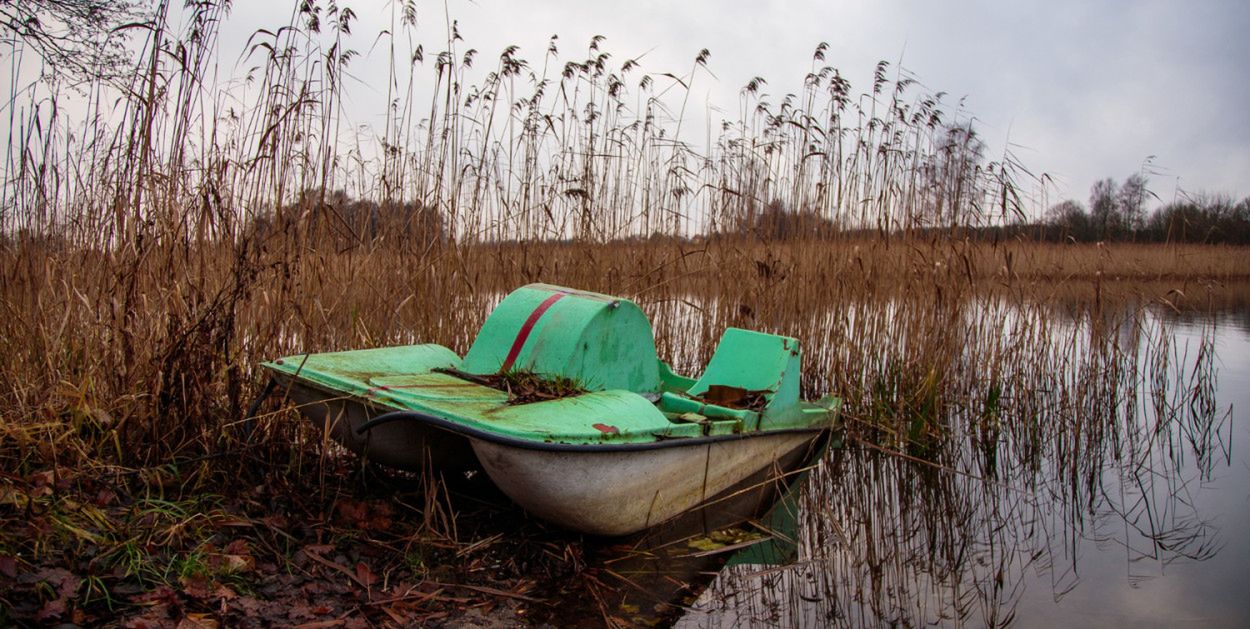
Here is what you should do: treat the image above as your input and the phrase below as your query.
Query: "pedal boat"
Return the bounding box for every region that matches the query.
[262,283,839,536]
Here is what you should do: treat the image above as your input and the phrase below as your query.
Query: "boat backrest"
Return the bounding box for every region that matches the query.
[461,284,661,393]
[687,328,801,413]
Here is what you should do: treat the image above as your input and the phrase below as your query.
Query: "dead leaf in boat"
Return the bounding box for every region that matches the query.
[702,385,769,410]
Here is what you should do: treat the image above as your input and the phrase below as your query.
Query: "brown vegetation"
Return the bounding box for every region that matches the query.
[1,0,1246,625]
[4,233,1242,624]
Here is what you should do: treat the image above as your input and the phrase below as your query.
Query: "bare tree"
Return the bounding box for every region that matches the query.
[1089,177,1120,239]
[1117,172,1150,237]
[1045,199,1090,241]
[1,0,146,84]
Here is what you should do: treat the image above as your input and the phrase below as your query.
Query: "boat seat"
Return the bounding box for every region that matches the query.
[686,328,801,415]
[460,284,661,393]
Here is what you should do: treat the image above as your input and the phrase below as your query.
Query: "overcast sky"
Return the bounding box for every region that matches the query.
[220,0,1249,210]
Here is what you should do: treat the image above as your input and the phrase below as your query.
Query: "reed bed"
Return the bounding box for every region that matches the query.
[1,0,1246,625]
[3,236,1241,464]
[3,231,1240,623]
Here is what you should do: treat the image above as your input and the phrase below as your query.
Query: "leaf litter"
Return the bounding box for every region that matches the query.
[0,453,577,627]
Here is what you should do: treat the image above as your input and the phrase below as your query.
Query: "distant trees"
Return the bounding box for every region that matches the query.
[246,189,446,250]
[1146,194,1250,244]
[922,123,988,228]
[720,179,1249,245]
[242,184,1247,247]
[722,198,840,240]
[1045,176,1249,244]
[1044,199,1092,241]
[1118,174,1150,235]
[1083,173,1151,240]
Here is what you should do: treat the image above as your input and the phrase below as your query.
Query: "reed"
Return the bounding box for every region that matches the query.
[681,303,1228,627]
[0,0,1020,468]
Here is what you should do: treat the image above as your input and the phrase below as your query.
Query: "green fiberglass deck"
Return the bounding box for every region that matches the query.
[262,283,839,534]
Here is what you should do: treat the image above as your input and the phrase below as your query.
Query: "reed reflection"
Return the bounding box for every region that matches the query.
[672,297,1231,627]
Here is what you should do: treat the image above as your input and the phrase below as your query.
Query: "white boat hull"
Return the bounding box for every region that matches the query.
[470,431,821,536]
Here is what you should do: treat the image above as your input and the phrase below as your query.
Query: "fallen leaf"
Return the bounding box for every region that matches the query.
[0,555,17,579]
[176,613,219,629]
[303,546,372,589]
[379,605,406,624]
[122,617,171,629]
[35,597,67,622]
[213,583,238,600]
[93,488,118,506]
[178,574,215,600]
[335,500,367,525]
[354,562,376,588]
[0,485,29,507]
[130,585,177,606]
[288,605,316,621]
[209,553,254,574]
[233,596,265,617]
[32,567,81,598]
[293,620,344,629]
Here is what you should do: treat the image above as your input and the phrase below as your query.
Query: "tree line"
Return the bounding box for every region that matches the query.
[281,180,1243,246]
[1041,175,1249,244]
[244,189,446,250]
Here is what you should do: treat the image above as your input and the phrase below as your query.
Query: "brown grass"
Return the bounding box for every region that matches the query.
[2,236,1242,467]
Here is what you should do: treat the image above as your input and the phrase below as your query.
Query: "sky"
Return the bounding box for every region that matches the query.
[186,0,1250,211]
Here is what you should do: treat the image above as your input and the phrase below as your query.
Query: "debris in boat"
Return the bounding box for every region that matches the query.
[699,384,770,411]
[434,366,587,405]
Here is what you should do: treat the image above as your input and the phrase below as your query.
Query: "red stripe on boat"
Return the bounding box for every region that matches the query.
[500,292,566,372]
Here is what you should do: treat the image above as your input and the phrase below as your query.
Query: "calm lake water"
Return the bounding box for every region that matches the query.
[671,304,1249,627]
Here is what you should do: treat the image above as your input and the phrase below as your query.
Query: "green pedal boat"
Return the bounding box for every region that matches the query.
[262,283,840,535]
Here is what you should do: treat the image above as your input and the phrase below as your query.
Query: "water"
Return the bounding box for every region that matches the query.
[671,304,1248,627]
[1008,312,1247,627]
[274,290,1246,626]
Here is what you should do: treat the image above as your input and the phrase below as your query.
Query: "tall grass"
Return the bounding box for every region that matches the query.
[3,0,1032,244]
[0,0,1042,463]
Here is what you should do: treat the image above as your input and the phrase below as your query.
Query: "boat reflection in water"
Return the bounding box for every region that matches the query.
[523,433,831,627]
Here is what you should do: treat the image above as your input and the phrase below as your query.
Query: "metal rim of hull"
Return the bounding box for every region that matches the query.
[355,408,828,452]
[274,378,828,455]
